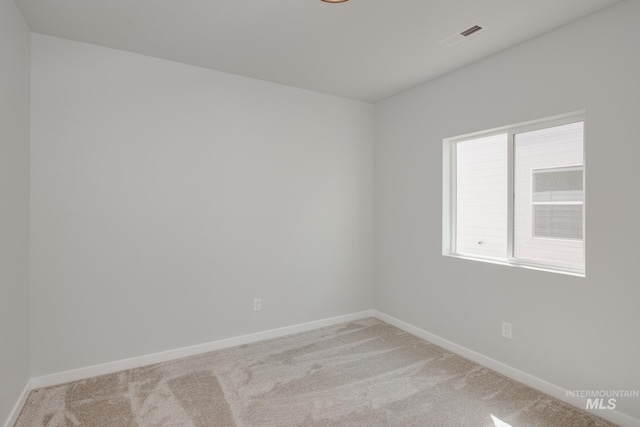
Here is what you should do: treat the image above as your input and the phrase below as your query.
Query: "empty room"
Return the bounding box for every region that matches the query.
[1,0,639,426]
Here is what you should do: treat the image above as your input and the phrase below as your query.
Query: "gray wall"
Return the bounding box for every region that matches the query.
[375,0,640,420]
[30,35,374,377]
[0,0,31,423]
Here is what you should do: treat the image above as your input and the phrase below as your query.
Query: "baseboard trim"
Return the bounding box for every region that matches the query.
[3,379,32,427]
[30,310,374,390]
[372,310,640,427]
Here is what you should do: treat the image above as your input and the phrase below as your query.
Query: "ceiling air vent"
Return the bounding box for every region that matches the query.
[439,24,484,47]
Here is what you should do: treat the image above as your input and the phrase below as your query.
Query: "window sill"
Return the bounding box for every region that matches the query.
[443,253,585,278]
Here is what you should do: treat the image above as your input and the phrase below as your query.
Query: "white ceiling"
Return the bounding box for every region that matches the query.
[16,0,622,103]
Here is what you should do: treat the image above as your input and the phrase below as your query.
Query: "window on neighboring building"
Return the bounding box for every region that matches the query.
[443,113,585,276]
[531,166,583,240]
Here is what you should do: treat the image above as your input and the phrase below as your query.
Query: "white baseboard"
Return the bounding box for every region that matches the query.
[3,379,32,427]
[30,310,374,390]
[373,310,640,427]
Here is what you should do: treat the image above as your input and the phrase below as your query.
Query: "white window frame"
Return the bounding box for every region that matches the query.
[442,111,586,277]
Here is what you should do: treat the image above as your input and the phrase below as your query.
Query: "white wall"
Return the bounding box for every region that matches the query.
[30,34,374,377]
[0,0,31,423]
[375,0,640,421]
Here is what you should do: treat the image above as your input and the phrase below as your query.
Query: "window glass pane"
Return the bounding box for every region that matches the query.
[455,134,508,258]
[514,121,584,270]
[534,205,583,239]
[533,168,583,202]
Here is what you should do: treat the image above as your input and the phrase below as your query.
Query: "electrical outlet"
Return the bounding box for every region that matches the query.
[501,321,512,339]
[253,298,262,312]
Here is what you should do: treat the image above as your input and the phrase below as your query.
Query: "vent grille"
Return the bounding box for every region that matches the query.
[460,25,483,37]
[439,24,484,47]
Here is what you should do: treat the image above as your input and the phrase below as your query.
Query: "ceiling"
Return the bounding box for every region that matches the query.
[16,0,622,103]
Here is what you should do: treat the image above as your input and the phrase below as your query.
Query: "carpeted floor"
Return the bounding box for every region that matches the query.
[16,318,616,426]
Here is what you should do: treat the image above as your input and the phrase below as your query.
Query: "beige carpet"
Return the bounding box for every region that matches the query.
[16,318,616,426]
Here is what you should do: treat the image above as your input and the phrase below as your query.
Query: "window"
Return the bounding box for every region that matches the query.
[443,113,585,276]
[531,166,583,240]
